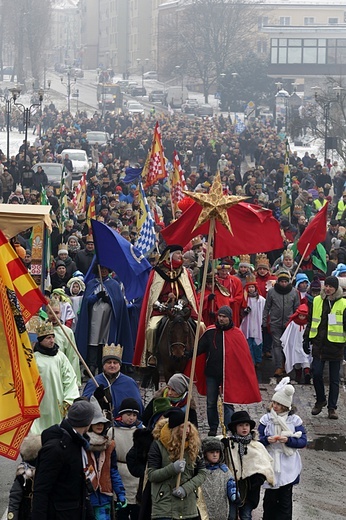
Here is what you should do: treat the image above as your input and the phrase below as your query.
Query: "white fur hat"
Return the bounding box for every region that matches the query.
[272,377,295,409]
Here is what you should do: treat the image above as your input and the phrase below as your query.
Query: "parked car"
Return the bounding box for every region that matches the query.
[181,98,199,114]
[61,149,89,179]
[149,89,165,103]
[86,131,111,147]
[126,101,145,116]
[72,68,84,78]
[143,71,157,80]
[32,163,72,192]
[130,86,147,97]
[196,104,213,117]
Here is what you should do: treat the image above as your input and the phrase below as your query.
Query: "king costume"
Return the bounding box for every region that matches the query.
[76,273,133,366]
[133,245,201,367]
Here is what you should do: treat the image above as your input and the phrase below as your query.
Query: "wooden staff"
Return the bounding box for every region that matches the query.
[47,302,98,386]
[176,218,215,487]
[292,242,310,281]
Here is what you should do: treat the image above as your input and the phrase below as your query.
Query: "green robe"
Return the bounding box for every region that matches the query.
[53,324,82,386]
[31,350,80,435]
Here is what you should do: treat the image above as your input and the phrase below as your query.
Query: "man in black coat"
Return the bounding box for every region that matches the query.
[75,237,95,274]
[31,399,95,520]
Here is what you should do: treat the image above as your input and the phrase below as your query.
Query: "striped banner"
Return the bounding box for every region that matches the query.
[0,230,47,322]
[142,121,167,189]
[171,150,187,213]
[281,139,292,217]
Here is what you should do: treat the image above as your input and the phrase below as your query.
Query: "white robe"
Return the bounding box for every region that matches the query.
[280,321,310,374]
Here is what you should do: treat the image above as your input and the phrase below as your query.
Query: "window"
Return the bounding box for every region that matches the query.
[279,17,290,26]
[304,17,315,25]
[257,39,268,54]
[328,18,338,25]
[258,16,269,28]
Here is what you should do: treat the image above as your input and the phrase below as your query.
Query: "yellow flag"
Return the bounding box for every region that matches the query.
[0,245,44,459]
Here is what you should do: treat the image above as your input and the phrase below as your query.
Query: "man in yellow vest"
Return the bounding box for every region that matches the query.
[306,275,346,419]
[332,191,346,222]
[312,188,327,213]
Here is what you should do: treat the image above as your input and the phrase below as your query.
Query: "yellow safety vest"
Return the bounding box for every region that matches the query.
[309,295,346,343]
[336,200,346,220]
[313,199,327,211]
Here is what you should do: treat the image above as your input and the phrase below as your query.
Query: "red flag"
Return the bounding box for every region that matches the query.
[72,173,87,214]
[0,230,47,322]
[86,195,96,231]
[161,201,284,258]
[297,203,328,257]
[171,151,187,212]
[142,121,167,189]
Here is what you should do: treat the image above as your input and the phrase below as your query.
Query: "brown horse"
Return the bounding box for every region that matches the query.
[142,302,196,389]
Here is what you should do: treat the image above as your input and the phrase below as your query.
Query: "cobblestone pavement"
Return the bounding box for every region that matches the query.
[139,358,346,520]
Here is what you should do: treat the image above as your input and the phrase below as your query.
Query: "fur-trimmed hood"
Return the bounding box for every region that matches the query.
[88,431,111,452]
[320,285,343,301]
[20,434,42,463]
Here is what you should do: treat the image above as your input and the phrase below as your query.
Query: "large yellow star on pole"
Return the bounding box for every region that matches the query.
[184,172,248,234]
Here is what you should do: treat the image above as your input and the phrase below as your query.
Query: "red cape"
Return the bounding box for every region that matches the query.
[186,326,262,404]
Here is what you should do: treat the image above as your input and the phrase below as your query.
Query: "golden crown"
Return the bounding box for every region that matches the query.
[191,236,203,248]
[239,254,251,264]
[36,321,54,337]
[283,249,294,259]
[102,343,123,361]
[255,253,270,269]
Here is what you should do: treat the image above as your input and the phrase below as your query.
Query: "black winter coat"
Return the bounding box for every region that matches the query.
[31,420,95,520]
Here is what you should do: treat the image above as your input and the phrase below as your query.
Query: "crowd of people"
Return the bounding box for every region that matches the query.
[2,106,346,520]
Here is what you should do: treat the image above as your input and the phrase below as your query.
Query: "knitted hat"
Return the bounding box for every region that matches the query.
[167,374,189,395]
[310,276,321,291]
[202,437,224,453]
[55,260,66,269]
[165,408,185,429]
[118,398,140,416]
[295,273,310,288]
[153,397,172,416]
[90,396,109,424]
[227,410,256,432]
[239,254,252,269]
[67,400,95,427]
[272,377,295,410]
[332,263,346,277]
[324,275,339,290]
[277,270,291,282]
[218,306,233,319]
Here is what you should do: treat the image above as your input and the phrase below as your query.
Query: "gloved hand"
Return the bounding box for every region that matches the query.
[232,495,242,506]
[243,306,251,315]
[172,486,186,499]
[94,384,106,401]
[221,437,230,449]
[184,350,193,360]
[209,311,216,321]
[208,293,215,301]
[303,338,310,355]
[98,291,109,303]
[173,459,186,473]
[115,498,127,510]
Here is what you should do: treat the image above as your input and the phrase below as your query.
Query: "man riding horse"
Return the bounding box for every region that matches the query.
[133,244,203,369]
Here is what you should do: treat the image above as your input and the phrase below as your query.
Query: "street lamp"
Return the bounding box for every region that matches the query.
[0,89,14,166]
[32,79,51,138]
[175,65,184,105]
[9,86,44,184]
[312,85,344,165]
[136,58,149,88]
[60,67,76,113]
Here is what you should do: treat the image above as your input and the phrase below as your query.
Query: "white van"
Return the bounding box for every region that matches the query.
[61,149,89,179]
[165,86,189,108]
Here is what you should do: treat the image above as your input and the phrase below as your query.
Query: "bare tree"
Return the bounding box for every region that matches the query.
[159,0,260,102]
[0,0,52,86]
[312,78,346,163]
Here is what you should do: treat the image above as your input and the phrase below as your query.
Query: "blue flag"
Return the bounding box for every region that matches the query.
[136,181,156,255]
[91,220,151,300]
[123,167,143,184]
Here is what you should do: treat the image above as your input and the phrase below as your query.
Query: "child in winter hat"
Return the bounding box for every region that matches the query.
[200,437,237,520]
[280,303,311,384]
[258,377,307,519]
